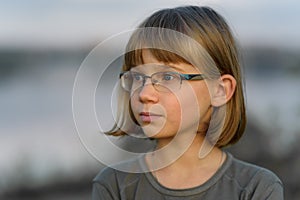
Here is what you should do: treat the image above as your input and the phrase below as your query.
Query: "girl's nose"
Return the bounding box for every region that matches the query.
[138,78,159,103]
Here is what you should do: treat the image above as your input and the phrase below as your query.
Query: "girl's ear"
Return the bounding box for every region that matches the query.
[211,74,236,107]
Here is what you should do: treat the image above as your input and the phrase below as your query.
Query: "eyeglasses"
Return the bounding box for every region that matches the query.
[119,71,206,93]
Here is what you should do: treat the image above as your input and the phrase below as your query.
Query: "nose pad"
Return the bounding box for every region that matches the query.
[142,76,154,89]
[142,77,153,87]
[130,78,153,96]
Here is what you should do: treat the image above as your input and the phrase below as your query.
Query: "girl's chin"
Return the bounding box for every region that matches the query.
[141,128,176,139]
[141,126,165,138]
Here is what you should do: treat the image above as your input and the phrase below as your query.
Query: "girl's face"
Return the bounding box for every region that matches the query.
[130,50,212,139]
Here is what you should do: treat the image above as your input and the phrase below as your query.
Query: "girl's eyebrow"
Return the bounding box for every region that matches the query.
[166,64,188,73]
[130,64,175,72]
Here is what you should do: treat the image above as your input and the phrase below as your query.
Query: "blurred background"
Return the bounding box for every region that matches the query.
[0,0,299,199]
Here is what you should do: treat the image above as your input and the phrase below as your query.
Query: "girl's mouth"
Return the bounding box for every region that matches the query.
[139,112,162,123]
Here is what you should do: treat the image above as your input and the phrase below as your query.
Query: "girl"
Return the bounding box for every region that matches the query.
[92,5,283,199]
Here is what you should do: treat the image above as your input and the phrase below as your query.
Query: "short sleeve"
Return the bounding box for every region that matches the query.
[245,169,284,200]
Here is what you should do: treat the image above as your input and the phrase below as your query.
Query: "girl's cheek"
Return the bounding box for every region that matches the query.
[130,94,139,114]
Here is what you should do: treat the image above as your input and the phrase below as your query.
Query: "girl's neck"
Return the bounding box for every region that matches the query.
[149,133,223,171]
[146,134,225,189]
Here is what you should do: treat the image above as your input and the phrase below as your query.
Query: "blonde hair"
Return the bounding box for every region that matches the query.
[106,6,246,148]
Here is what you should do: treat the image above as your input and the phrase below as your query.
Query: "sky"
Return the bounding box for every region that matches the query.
[0,0,299,49]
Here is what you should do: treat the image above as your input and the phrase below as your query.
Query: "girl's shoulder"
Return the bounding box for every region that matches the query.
[93,155,145,186]
[226,153,282,185]
[92,156,148,200]
[223,153,283,199]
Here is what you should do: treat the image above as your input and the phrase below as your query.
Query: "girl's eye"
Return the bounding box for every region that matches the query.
[162,73,175,81]
[133,74,143,81]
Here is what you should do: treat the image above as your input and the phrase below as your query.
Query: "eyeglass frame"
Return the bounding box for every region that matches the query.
[119,71,207,92]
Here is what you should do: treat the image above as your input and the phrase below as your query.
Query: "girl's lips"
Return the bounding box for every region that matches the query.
[139,112,162,123]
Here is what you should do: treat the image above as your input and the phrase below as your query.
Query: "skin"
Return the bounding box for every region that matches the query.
[130,50,236,189]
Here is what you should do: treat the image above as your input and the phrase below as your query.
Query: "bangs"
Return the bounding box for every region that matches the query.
[123,28,192,71]
[124,49,190,71]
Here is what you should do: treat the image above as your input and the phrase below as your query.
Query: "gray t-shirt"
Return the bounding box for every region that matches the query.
[92,152,283,199]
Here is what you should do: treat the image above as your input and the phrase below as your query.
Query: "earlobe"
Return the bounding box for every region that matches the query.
[211,74,236,107]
